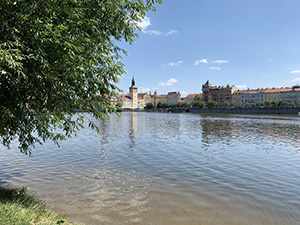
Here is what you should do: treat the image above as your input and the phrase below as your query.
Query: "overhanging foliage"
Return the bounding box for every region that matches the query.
[0,0,162,154]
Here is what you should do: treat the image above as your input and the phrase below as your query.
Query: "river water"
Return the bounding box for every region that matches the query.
[1,112,300,225]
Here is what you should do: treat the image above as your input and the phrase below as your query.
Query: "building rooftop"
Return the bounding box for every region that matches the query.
[264,87,292,93]
[120,94,131,100]
[182,94,202,99]
[156,95,167,99]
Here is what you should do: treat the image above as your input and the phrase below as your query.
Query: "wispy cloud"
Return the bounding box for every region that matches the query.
[210,66,221,71]
[165,30,178,36]
[144,29,178,36]
[143,30,163,35]
[292,78,300,83]
[290,70,300,74]
[194,59,208,65]
[180,91,189,97]
[159,78,178,87]
[139,87,151,93]
[138,16,177,36]
[164,60,183,67]
[212,60,229,64]
[137,16,151,30]
[236,85,248,90]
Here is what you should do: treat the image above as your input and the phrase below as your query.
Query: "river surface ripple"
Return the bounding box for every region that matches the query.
[1,112,300,225]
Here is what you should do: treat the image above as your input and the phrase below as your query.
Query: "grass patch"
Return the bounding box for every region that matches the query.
[0,185,76,225]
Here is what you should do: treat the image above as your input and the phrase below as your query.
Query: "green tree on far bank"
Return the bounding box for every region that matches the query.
[157,102,169,109]
[192,95,205,108]
[224,101,230,108]
[0,0,162,154]
[145,103,155,110]
[207,100,219,108]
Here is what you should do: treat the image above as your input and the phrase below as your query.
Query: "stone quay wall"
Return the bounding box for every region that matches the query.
[167,107,300,115]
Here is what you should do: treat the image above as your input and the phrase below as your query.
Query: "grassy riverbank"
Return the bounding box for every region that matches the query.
[0,185,75,225]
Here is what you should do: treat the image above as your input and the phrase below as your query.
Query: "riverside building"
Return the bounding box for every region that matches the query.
[119,77,139,109]
[202,80,237,106]
[167,91,181,104]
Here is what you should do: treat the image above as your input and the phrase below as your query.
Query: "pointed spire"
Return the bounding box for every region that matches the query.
[131,76,135,87]
[205,80,212,86]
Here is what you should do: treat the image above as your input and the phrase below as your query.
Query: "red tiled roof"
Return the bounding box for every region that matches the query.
[183,94,202,99]
[233,87,295,95]
[138,93,148,97]
[233,89,265,94]
[120,94,131,100]
[168,91,180,95]
[156,95,167,99]
[264,87,292,93]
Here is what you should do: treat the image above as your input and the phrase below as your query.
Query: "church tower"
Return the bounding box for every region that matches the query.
[129,77,138,109]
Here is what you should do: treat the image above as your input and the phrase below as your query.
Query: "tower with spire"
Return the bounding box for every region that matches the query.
[129,77,138,109]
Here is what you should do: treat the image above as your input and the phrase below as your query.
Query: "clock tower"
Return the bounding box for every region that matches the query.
[129,77,138,109]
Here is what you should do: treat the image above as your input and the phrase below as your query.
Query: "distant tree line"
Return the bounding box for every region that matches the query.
[144,96,300,110]
[244,101,300,108]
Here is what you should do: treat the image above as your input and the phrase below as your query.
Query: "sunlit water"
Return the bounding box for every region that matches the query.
[1,112,300,225]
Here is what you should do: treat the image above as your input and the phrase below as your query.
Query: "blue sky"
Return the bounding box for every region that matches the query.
[117,0,300,97]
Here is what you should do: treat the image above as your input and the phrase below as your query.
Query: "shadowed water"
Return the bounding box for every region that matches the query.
[1,112,300,224]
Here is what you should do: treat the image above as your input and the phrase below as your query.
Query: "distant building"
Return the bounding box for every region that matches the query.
[202,80,237,105]
[154,95,167,106]
[167,91,181,104]
[281,85,300,102]
[264,87,292,102]
[129,77,138,109]
[182,94,202,103]
[138,92,151,109]
[109,94,120,106]
[118,77,139,109]
[120,94,133,109]
[233,88,265,106]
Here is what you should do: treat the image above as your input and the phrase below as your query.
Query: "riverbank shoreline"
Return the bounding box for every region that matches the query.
[0,185,75,225]
[123,107,300,115]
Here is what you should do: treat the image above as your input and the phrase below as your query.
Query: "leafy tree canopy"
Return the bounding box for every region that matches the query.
[0,0,162,154]
[144,102,155,109]
[207,100,219,108]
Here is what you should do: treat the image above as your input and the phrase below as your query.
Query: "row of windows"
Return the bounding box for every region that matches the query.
[241,95,264,98]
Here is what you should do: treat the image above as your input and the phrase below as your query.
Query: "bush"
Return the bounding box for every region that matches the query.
[207,100,219,108]
[145,103,155,110]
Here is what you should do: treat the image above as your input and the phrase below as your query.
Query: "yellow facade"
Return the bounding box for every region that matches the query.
[155,96,167,105]
[264,88,291,102]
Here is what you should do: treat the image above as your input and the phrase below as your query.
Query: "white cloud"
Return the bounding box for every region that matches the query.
[138,16,177,36]
[290,70,300,74]
[212,60,229,64]
[165,30,178,36]
[210,66,221,71]
[143,29,178,36]
[194,59,208,65]
[164,60,183,67]
[292,78,300,83]
[236,85,248,90]
[143,30,162,35]
[139,87,151,93]
[159,78,178,87]
[137,16,151,30]
[180,91,189,97]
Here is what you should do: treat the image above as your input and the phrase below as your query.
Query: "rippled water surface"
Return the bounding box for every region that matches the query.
[1,112,300,224]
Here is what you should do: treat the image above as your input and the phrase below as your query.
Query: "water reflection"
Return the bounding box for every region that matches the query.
[1,113,300,225]
[197,114,300,152]
[129,113,137,150]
